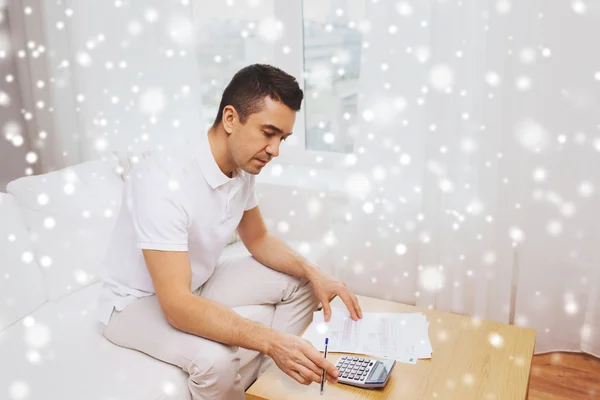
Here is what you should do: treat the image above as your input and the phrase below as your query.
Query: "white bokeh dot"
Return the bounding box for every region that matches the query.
[516,76,532,91]
[495,0,512,14]
[36,193,49,205]
[485,71,501,87]
[489,332,504,348]
[162,381,177,396]
[565,297,578,315]
[307,198,322,218]
[9,381,30,399]
[25,323,51,348]
[419,266,444,292]
[139,87,166,115]
[362,202,374,214]
[144,8,159,23]
[277,221,289,233]
[482,251,497,265]
[372,166,387,181]
[26,349,41,365]
[21,251,33,263]
[399,154,411,165]
[316,322,328,334]
[396,2,413,16]
[40,256,52,268]
[344,174,371,198]
[395,243,408,255]
[128,20,142,36]
[168,180,179,191]
[509,226,525,243]
[572,0,587,14]
[74,269,90,285]
[578,181,594,198]
[519,48,536,64]
[546,220,563,236]
[63,183,75,195]
[514,119,549,152]
[532,168,547,182]
[258,17,283,43]
[429,64,455,91]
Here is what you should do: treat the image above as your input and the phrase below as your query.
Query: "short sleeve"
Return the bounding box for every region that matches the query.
[244,175,259,211]
[127,171,189,252]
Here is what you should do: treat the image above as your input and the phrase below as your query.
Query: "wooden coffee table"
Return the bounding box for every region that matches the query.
[246,295,536,399]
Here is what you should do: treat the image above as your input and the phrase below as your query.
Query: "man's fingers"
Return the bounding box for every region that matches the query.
[305,349,339,378]
[326,371,338,383]
[322,301,332,322]
[288,369,311,385]
[295,364,321,384]
[297,353,324,378]
[340,293,359,320]
[351,293,363,319]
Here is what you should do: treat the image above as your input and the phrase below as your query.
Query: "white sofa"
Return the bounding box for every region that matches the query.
[0,157,331,399]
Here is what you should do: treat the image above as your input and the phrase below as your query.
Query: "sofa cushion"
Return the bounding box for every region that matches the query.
[0,193,47,331]
[6,159,124,301]
[0,281,273,399]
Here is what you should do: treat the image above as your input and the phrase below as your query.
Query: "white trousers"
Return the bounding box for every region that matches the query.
[102,254,320,400]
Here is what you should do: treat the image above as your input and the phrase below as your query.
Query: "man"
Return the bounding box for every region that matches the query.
[97,64,363,400]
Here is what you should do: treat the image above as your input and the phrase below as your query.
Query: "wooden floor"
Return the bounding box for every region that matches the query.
[528,352,600,399]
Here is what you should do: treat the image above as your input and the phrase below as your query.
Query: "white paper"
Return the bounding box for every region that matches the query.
[302,307,432,363]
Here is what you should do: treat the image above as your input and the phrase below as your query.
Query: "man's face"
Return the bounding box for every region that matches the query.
[226,96,296,175]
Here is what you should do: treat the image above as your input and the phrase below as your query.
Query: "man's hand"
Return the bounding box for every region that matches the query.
[308,269,363,322]
[267,332,340,386]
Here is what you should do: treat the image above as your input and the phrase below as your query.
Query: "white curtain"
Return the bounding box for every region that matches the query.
[9,0,600,356]
[7,0,205,173]
[333,0,600,356]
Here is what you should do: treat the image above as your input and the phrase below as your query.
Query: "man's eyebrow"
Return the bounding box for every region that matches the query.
[260,124,292,136]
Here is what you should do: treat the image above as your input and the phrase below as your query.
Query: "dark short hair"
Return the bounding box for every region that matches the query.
[212,64,304,127]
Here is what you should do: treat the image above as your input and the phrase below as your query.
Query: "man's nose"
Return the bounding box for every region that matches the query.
[266,140,280,158]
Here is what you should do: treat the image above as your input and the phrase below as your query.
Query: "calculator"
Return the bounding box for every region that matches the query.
[334,356,396,389]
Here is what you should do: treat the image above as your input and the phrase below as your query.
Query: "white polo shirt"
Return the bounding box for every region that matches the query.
[96,133,258,325]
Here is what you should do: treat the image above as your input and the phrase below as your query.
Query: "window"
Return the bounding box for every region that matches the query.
[192,0,364,164]
[302,0,365,154]
[191,1,279,130]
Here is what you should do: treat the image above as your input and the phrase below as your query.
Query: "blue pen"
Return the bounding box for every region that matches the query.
[320,337,329,395]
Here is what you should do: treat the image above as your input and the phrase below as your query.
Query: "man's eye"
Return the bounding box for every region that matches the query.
[281,136,287,142]
[263,131,274,138]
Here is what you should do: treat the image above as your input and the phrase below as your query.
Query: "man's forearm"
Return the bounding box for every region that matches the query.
[169,293,278,354]
[246,233,321,281]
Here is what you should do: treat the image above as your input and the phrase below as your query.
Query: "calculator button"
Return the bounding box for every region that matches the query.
[369,362,374,366]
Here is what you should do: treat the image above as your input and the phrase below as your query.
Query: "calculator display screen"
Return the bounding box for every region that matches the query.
[367,362,388,382]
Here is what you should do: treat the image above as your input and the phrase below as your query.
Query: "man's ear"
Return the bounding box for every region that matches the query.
[222,105,236,135]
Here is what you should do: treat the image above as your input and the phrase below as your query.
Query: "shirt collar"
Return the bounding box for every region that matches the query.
[195,133,246,189]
